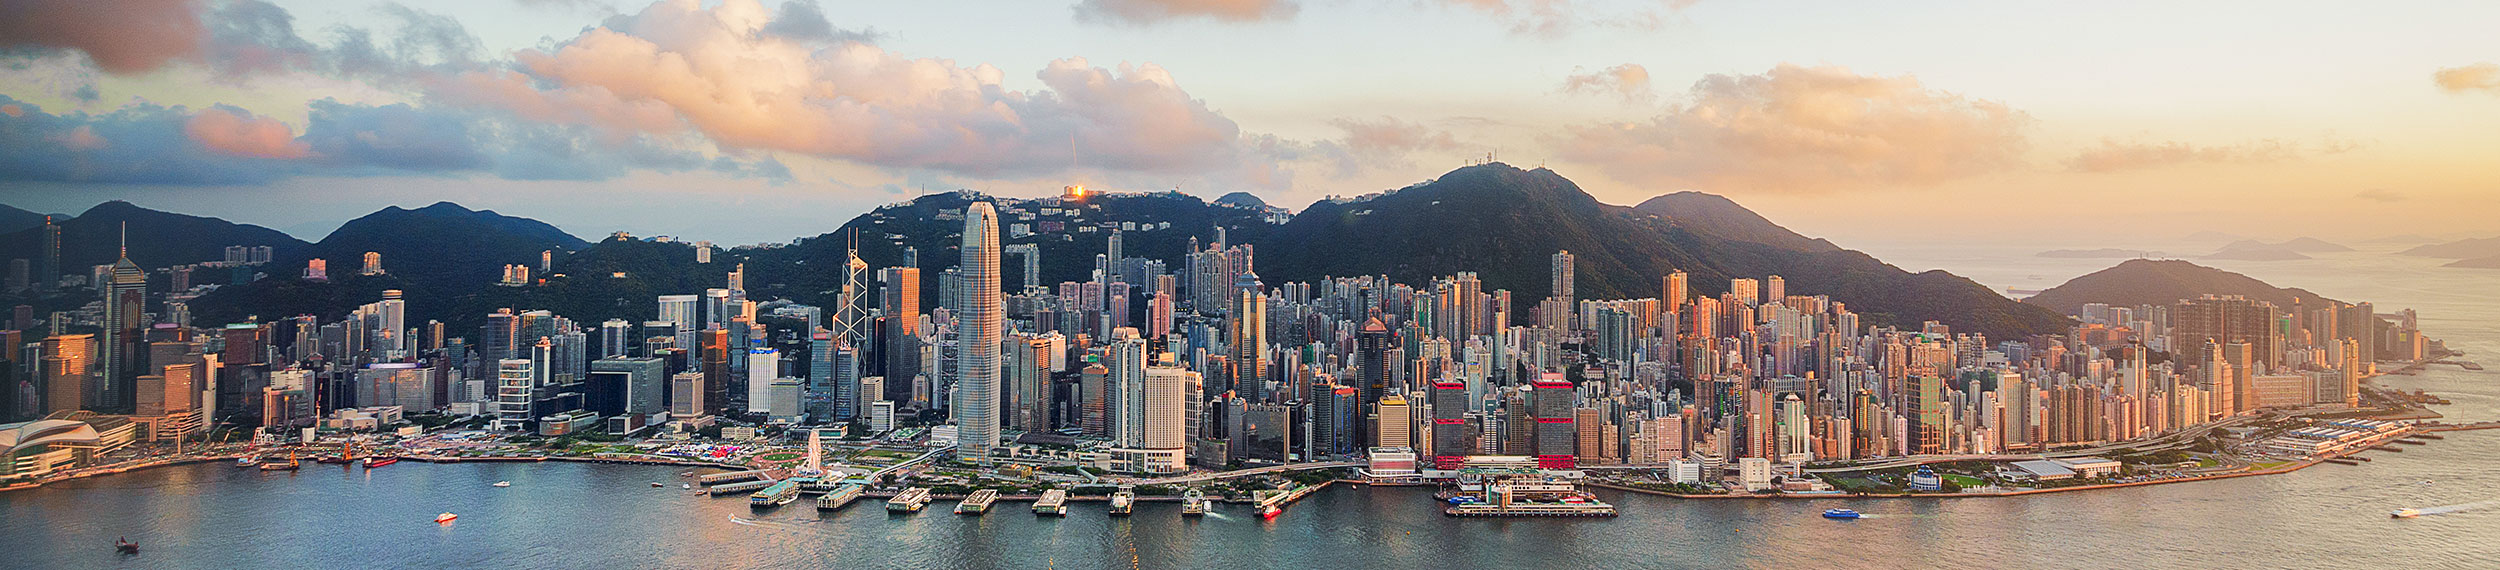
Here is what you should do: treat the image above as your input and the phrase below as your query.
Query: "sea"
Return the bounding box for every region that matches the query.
[3,244,2494,569]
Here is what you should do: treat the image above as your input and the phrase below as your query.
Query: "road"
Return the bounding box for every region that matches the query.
[1133,461,1363,485]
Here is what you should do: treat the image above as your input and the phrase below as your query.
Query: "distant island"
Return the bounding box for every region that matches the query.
[2037,248,2163,259]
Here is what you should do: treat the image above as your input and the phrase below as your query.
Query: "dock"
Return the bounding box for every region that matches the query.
[955,489,999,515]
[816,484,866,511]
[749,480,802,508]
[886,487,932,513]
[1033,489,1068,516]
[700,470,771,485]
[709,479,776,494]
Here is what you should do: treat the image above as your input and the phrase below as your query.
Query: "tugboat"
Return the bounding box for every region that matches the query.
[1823,508,1862,520]
[1180,488,1208,517]
[435,513,459,524]
[115,537,139,554]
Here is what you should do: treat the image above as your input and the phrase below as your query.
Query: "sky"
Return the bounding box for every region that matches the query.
[2,0,2497,248]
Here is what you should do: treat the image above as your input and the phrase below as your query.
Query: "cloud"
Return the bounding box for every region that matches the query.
[2433,62,2500,94]
[1561,63,1652,102]
[1554,63,2029,193]
[0,94,278,184]
[185,105,309,158]
[1073,0,1299,24]
[1436,0,1698,37]
[2065,135,2358,173]
[0,0,205,74]
[2356,188,2405,203]
[761,0,881,44]
[441,0,1255,179]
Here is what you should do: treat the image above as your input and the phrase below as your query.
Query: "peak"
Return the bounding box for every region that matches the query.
[416,201,475,213]
[1214,192,1267,208]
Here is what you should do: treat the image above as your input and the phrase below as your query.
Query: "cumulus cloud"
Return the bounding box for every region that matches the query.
[185,105,309,158]
[2066,135,2358,173]
[1073,0,1299,24]
[1438,0,1698,36]
[0,94,277,184]
[1561,63,1652,102]
[2433,62,2500,94]
[442,0,1252,178]
[1554,63,2029,193]
[0,0,205,74]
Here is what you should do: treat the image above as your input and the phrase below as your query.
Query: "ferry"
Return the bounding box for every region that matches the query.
[492,481,512,488]
[750,480,803,508]
[115,538,139,554]
[2391,508,2423,519]
[1258,504,1282,520]
[682,483,693,490]
[1823,509,1862,520]
[956,489,999,515]
[435,513,458,523]
[650,482,664,487]
[1108,487,1135,516]
[887,487,933,513]
[235,456,260,467]
[1033,489,1069,516]
[1180,489,1208,516]
[363,457,398,468]
[817,483,867,511]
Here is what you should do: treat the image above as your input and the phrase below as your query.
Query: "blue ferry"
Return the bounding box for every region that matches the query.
[1822,508,1861,520]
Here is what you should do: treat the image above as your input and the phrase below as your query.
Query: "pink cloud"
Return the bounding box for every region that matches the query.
[1555,63,2030,193]
[0,0,206,74]
[185,105,310,159]
[441,0,1248,177]
[55,125,107,150]
[1561,63,1653,102]
[1073,0,1299,24]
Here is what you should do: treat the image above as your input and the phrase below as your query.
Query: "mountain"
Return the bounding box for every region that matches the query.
[2363,234,2440,245]
[2446,255,2500,269]
[296,202,588,295]
[2400,236,2500,259]
[2022,259,2338,316]
[1632,192,1837,253]
[2038,248,2162,259]
[1214,192,1269,209]
[2205,241,2310,261]
[0,203,49,234]
[1253,163,2070,338]
[0,200,309,273]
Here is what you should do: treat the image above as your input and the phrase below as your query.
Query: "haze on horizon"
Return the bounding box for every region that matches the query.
[2,0,2496,247]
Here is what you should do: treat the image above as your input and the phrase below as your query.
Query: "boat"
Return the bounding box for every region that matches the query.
[235,456,260,467]
[1181,489,1208,516]
[2392,508,2423,519]
[956,489,999,515]
[887,487,933,513]
[435,513,458,523]
[1033,489,1069,516]
[492,481,512,488]
[1823,508,1862,520]
[1258,504,1281,520]
[259,452,301,471]
[115,538,139,554]
[1108,487,1135,516]
[682,483,693,489]
[651,482,664,487]
[363,457,398,468]
[817,483,866,511]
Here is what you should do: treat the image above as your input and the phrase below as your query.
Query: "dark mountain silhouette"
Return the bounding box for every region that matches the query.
[1214,192,1269,209]
[0,203,49,234]
[294,201,588,296]
[2023,259,2338,316]
[1252,163,2071,338]
[0,200,309,273]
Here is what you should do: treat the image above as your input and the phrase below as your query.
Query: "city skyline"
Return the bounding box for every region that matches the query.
[3,1,2498,245]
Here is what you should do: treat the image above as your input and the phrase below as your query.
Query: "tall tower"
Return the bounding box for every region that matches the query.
[834,232,870,347]
[1228,269,1265,401]
[101,224,148,413]
[1549,251,1575,307]
[955,202,1004,462]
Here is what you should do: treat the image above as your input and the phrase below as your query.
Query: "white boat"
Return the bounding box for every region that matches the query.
[2392,508,2423,519]
[682,483,692,489]
[492,481,512,488]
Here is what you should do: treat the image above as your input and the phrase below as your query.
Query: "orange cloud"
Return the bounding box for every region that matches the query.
[439,0,1246,177]
[184,105,309,159]
[1073,0,1299,24]
[1561,63,1652,102]
[0,0,205,74]
[1555,63,2029,193]
[2434,62,2500,94]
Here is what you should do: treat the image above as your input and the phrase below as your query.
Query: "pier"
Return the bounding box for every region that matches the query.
[1032,489,1068,516]
[955,489,999,515]
[816,484,865,511]
[886,487,932,513]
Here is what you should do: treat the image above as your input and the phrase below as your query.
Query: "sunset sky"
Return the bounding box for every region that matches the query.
[3,0,2496,247]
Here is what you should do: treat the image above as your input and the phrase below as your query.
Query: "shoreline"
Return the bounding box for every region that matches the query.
[2,451,753,494]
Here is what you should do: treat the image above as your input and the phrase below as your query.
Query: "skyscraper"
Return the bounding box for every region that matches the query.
[101,236,147,413]
[881,266,923,404]
[954,202,1003,462]
[1228,269,1265,401]
[1549,250,1575,308]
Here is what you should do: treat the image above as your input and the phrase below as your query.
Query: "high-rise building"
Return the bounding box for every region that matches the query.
[494,359,535,431]
[40,334,94,414]
[881,266,923,404]
[100,241,146,413]
[1376,394,1412,449]
[1532,375,1576,469]
[954,202,1004,462]
[747,347,780,416]
[1550,251,1575,308]
[1430,381,1470,468]
[360,251,384,275]
[2172,295,2279,371]
[1228,270,1265,400]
